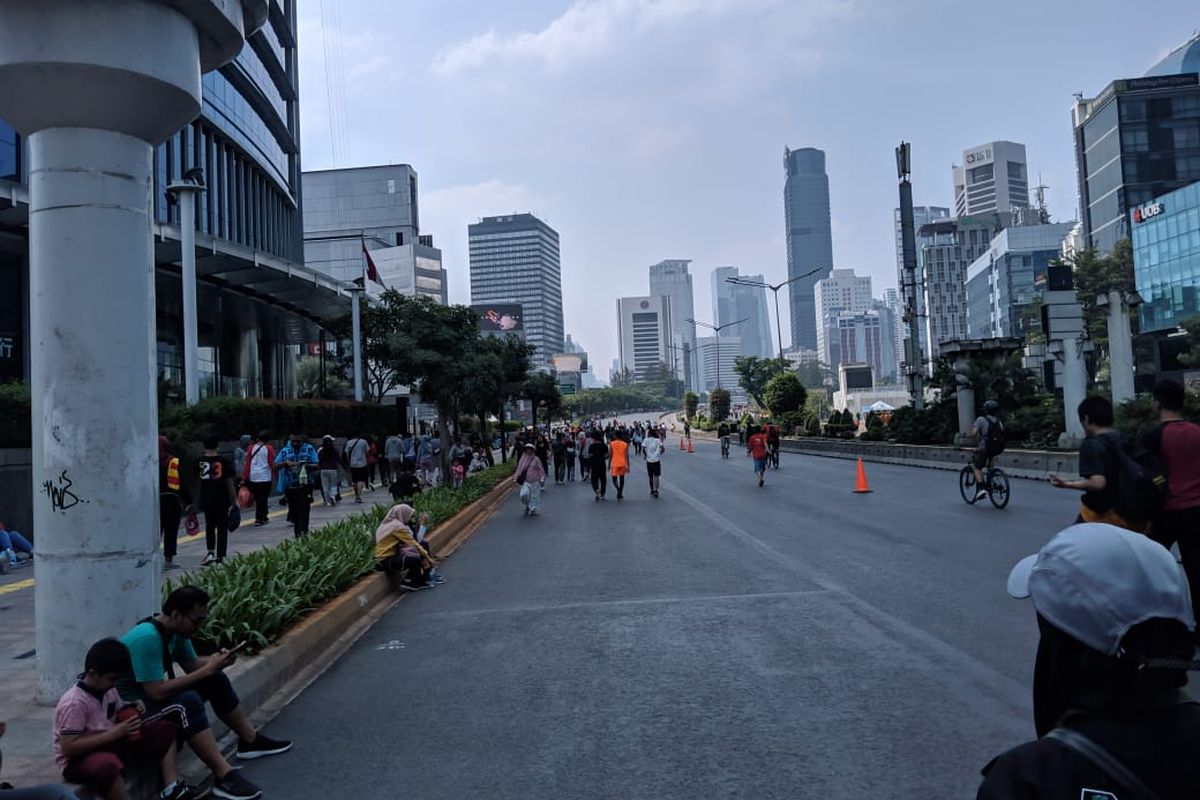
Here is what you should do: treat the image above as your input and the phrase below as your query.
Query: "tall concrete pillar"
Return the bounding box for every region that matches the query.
[1060,335,1088,445]
[953,358,976,445]
[1107,290,1136,406]
[0,0,265,703]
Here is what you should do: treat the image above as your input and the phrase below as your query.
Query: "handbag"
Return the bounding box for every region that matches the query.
[237,485,253,509]
[227,505,241,532]
[519,482,531,504]
[184,510,200,537]
[516,468,528,485]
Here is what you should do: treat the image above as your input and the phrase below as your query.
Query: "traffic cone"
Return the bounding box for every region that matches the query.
[852,458,872,493]
[687,439,695,453]
[679,437,685,450]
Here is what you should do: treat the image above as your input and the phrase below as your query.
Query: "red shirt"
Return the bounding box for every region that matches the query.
[748,434,768,460]
[1161,420,1200,511]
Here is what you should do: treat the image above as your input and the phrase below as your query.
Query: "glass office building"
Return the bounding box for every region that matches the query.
[1130,180,1200,332]
[1072,33,1200,254]
[0,0,347,397]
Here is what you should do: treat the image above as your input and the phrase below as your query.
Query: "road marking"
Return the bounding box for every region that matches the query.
[424,588,833,619]
[0,578,35,596]
[375,640,406,651]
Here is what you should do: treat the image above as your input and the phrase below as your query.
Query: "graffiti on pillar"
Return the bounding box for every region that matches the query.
[43,470,85,512]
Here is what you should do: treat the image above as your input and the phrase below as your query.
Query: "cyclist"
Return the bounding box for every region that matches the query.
[718,421,731,458]
[970,399,1006,501]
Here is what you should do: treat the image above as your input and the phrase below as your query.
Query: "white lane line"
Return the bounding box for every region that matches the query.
[422,588,833,619]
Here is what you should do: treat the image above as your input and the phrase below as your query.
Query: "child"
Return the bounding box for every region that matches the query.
[54,639,197,800]
[451,459,466,489]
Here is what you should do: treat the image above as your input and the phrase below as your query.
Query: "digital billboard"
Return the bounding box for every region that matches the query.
[471,303,524,335]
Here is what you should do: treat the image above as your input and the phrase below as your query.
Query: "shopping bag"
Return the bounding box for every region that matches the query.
[228,505,241,532]
[184,510,200,537]
[519,482,531,505]
[237,485,253,509]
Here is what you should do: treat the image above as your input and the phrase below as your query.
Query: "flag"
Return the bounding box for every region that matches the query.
[361,237,383,286]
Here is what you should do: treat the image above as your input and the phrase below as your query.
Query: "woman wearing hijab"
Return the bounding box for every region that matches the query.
[515,443,547,516]
[375,504,443,591]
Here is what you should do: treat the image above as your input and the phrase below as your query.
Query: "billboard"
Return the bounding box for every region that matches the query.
[472,303,524,335]
[551,352,589,374]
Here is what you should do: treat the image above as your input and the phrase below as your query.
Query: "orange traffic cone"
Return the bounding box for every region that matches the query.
[687,438,695,453]
[679,437,685,450]
[852,458,872,493]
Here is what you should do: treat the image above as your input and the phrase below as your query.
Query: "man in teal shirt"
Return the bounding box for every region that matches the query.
[119,586,292,800]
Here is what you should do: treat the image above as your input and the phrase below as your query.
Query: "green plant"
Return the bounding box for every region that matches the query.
[763,372,807,419]
[165,462,515,653]
[709,388,731,421]
[733,356,785,408]
[159,398,396,443]
[0,381,31,448]
[683,392,699,420]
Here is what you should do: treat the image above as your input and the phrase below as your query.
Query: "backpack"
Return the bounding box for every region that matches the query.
[1098,434,1164,524]
[982,416,1006,456]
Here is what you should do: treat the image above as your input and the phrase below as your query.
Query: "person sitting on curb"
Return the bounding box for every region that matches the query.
[0,519,33,572]
[375,504,443,592]
[978,522,1200,798]
[118,586,292,800]
[53,638,198,800]
[1,720,77,800]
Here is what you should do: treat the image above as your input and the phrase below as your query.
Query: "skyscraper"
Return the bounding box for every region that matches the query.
[952,141,1030,217]
[783,147,834,350]
[469,213,564,365]
[711,266,772,359]
[616,296,672,383]
[648,259,698,390]
[813,269,873,368]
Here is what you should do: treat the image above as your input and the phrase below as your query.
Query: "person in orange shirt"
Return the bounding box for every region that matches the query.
[609,432,630,501]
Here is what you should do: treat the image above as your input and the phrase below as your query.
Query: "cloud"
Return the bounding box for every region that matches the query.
[431,0,856,76]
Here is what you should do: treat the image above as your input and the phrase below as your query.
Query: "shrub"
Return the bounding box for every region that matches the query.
[1005,397,1065,449]
[166,461,515,653]
[0,381,31,448]
[159,397,397,443]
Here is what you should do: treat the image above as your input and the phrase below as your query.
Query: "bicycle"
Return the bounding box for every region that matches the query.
[720,436,730,459]
[959,457,1010,509]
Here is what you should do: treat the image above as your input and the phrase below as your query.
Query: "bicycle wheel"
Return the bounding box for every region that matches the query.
[988,468,1011,509]
[959,466,977,504]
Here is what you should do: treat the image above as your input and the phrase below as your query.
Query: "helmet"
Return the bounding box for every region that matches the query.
[983,400,1000,414]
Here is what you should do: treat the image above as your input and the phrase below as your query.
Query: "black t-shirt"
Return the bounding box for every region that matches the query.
[587,441,608,466]
[978,704,1200,799]
[390,472,420,499]
[196,455,233,509]
[1078,431,1124,512]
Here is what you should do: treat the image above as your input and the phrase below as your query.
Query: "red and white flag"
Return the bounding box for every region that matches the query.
[361,237,383,286]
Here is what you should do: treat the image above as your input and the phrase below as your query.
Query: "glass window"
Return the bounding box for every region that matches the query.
[0,119,17,182]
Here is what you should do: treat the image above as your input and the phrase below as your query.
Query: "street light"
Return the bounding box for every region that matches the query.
[687,317,747,391]
[725,267,823,367]
[166,168,207,405]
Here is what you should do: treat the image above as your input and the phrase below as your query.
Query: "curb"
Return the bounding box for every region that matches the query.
[179,476,517,784]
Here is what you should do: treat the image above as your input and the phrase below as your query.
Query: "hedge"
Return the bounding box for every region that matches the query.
[0,381,31,448]
[159,397,398,443]
[164,461,515,653]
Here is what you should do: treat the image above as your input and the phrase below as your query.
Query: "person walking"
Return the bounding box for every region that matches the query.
[158,436,191,571]
[747,425,769,488]
[197,437,236,567]
[643,428,665,498]
[240,432,275,527]
[275,433,318,537]
[587,430,609,502]
[610,432,630,500]
[1144,379,1200,619]
[564,433,577,482]
[317,435,341,506]
[1049,396,1144,531]
[551,433,567,485]
[342,431,370,503]
[515,443,547,516]
[577,429,591,483]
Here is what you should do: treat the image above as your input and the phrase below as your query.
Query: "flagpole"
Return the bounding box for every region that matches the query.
[352,235,366,402]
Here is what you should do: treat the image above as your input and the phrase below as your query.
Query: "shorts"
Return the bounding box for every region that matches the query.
[753,458,766,473]
[971,450,989,470]
[646,461,661,477]
[351,466,369,483]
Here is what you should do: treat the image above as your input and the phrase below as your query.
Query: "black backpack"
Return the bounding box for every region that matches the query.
[1099,434,1165,524]
[982,416,1006,456]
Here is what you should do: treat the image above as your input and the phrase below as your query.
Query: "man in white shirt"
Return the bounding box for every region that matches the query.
[643,429,665,498]
[343,431,370,503]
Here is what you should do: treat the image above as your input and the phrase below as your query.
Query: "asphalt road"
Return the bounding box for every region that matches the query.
[240,438,1079,799]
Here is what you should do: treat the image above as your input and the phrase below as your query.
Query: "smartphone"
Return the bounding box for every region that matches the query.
[228,640,248,654]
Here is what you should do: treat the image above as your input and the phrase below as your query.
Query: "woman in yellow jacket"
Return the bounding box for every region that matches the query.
[375,504,444,591]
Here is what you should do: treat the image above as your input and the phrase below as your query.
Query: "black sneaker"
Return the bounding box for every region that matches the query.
[212,770,261,800]
[161,780,211,800]
[236,732,293,760]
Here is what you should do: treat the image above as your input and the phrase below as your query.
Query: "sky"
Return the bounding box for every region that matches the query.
[296,0,1198,380]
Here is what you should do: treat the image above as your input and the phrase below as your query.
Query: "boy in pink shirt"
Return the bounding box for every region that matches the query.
[53,638,195,800]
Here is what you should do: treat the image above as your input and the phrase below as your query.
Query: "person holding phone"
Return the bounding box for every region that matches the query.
[118,586,292,800]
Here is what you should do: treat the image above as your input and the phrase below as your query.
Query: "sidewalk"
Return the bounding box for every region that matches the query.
[0,482,396,787]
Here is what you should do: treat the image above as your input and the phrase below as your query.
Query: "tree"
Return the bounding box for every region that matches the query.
[295,356,348,399]
[1061,241,1142,385]
[683,391,699,421]
[795,359,832,391]
[610,366,637,387]
[709,388,731,421]
[763,372,807,419]
[523,372,564,428]
[733,356,785,409]
[327,298,407,402]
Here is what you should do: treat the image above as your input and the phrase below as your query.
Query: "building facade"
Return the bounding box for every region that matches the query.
[469,213,564,365]
[783,146,834,350]
[697,335,743,394]
[965,222,1076,339]
[827,311,894,388]
[302,165,446,304]
[648,259,699,390]
[814,269,873,369]
[711,266,773,360]
[1073,34,1200,254]
[920,213,1009,365]
[1130,180,1200,332]
[952,141,1030,217]
[616,296,672,383]
[0,0,348,397]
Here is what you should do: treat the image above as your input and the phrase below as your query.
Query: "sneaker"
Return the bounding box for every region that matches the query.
[164,559,181,572]
[758,477,764,488]
[253,520,267,527]
[974,489,988,501]
[429,572,446,585]
[400,581,432,592]
[161,780,210,799]
[201,551,217,567]
[355,497,363,504]
[212,769,261,800]
[236,732,293,760]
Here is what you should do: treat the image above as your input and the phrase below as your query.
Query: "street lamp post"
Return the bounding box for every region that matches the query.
[687,318,747,391]
[725,268,822,367]
[166,167,206,405]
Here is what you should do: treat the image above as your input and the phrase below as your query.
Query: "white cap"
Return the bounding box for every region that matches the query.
[1007,523,1195,656]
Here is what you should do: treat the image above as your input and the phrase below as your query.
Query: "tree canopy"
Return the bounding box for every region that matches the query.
[734,356,785,408]
[763,372,807,418]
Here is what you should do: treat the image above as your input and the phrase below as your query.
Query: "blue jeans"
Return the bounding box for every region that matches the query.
[0,528,32,554]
